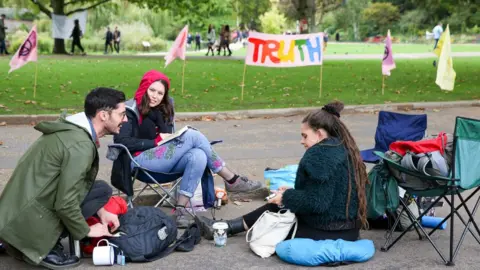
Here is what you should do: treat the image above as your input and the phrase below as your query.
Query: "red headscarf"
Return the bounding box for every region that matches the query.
[134,70,171,123]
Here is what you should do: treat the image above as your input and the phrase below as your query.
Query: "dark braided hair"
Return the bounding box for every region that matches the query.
[302,101,369,229]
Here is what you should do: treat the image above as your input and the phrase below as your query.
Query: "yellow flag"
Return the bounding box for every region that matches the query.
[435,25,456,91]
[433,32,445,57]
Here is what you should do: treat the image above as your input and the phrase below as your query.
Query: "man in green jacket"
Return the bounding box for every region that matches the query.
[0,87,127,269]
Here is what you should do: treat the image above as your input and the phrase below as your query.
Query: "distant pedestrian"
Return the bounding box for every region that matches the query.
[104,27,114,54]
[432,22,443,67]
[195,32,201,51]
[206,24,215,56]
[113,26,121,54]
[0,14,8,55]
[433,22,443,49]
[70,19,86,56]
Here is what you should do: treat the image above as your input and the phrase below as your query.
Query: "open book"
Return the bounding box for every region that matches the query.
[157,125,195,146]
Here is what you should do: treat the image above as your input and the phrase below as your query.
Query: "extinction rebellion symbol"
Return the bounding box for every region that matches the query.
[19,32,37,58]
[383,47,389,61]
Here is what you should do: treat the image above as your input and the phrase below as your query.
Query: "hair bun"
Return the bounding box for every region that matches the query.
[322,101,344,118]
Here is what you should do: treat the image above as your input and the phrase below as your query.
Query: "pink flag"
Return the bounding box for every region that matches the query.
[164,25,188,68]
[9,25,38,74]
[382,30,396,76]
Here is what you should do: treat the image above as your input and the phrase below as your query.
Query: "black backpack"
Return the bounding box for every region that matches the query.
[109,206,178,262]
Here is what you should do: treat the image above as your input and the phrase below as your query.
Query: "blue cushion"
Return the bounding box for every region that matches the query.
[276,239,375,266]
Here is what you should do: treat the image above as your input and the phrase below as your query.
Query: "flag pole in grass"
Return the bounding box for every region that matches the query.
[381,74,386,95]
[181,59,187,95]
[319,64,324,98]
[382,29,396,95]
[164,25,188,94]
[8,25,38,98]
[241,62,247,101]
[33,62,38,98]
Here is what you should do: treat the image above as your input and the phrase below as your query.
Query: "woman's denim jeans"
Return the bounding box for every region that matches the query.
[133,129,225,198]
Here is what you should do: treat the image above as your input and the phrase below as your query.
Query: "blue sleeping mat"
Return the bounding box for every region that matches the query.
[276,238,375,266]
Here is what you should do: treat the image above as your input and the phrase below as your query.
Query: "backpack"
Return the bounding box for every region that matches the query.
[109,206,178,262]
[366,162,400,219]
[386,132,453,191]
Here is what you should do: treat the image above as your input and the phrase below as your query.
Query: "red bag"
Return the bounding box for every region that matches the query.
[389,132,448,156]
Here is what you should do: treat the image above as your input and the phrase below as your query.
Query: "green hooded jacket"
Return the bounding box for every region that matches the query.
[0,112,99,264]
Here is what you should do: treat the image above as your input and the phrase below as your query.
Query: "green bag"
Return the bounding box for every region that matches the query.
[366,162,400,219]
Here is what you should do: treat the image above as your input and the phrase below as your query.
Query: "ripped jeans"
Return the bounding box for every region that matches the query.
[133,129,225,198]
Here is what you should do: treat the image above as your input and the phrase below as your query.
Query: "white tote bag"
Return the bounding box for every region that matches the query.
[245,209,298,258]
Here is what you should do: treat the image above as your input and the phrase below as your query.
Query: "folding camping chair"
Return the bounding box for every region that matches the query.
[374,116,480,266]
[107,139,222,214]
[361,111,428,164]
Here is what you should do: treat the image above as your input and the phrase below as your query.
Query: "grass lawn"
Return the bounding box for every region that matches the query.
[0,56,479,115]
[198,42,480,57]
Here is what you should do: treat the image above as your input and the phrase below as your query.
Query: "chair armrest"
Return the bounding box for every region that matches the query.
[373,151,459,183]
[107,143,143,169]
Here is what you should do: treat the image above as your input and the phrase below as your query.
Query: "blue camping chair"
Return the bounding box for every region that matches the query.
[361,111,428,163]
[374,116,480,265]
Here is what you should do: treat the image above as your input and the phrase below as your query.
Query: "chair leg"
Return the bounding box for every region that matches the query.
[429,188,480,236]
[447,189,455,266]
[453,194,480,260]
[381,198,413,251]
[442,196,480,245]
[382,195,449,264]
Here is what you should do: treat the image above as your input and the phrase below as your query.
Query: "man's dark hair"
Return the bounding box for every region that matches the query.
[84,87,126,118]
[0,14,5,18]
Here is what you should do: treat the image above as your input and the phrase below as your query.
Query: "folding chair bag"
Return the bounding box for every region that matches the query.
[366,163,399,219]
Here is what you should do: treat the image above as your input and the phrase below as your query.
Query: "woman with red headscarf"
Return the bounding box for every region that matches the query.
[113,70,263,228]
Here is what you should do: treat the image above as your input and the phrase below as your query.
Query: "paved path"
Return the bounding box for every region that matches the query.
[1,107,480,269]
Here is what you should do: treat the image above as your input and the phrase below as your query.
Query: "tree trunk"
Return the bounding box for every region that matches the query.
[52,0,68,54]
[353,22,359,41]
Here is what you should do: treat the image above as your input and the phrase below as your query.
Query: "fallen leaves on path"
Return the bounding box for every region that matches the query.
[201,116,214,122]
[0,141,3,146]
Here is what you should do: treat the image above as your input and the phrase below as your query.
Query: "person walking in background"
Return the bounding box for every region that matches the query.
[220,25,232,56]
[206,24,216,56]
[0,14,9,56]
[104,27,114,54]
[432,22,443,67]
[323,33,328,52]
[70,19,86,56]
[113,26,121,54]
[217,25,225,55]
[195,32,201,51]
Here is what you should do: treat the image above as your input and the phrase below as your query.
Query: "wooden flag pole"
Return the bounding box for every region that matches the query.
[181,59,187,95]
[382,75,386,95]
[33,61,39,99]
[319,64,324,98]
[240,62,247,101]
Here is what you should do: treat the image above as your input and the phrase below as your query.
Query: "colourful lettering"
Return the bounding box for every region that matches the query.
[248,37,266,63]
[247,34,324,66]
[306,37,322,62]
[248,37,280,63]
[278,40,295,63]
[262,40,280,63]
[294,40,307,61]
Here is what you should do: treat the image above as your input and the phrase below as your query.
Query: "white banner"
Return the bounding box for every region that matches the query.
[51,11,88,39]
[245,32,324,68]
